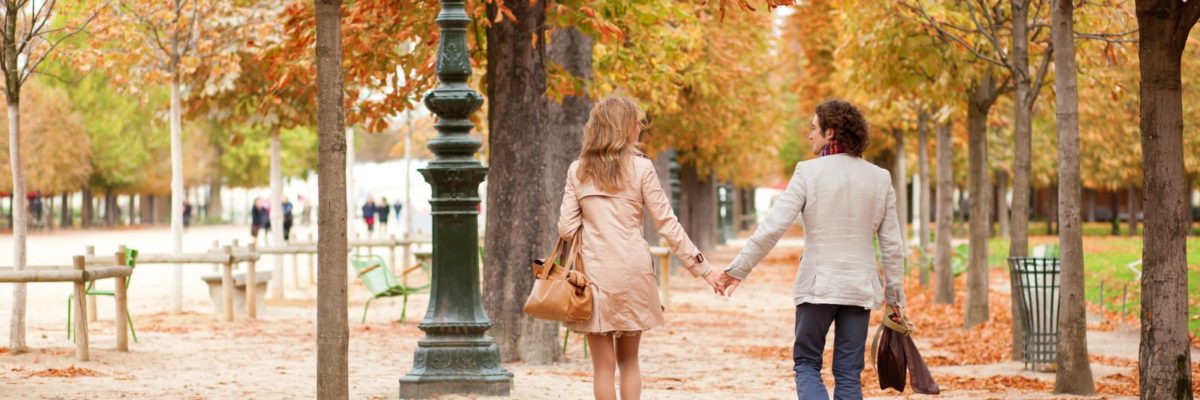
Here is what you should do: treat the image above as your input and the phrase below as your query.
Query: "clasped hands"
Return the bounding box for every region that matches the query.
[702,269,741,297]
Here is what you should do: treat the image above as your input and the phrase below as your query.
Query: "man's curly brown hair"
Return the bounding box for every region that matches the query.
[815,100,869,157]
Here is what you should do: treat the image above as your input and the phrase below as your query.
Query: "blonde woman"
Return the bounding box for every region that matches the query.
[558,96,722,400]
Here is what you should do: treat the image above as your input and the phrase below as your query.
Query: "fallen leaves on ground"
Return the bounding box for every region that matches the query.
[24,366,103,378]
[884,270,1013,366]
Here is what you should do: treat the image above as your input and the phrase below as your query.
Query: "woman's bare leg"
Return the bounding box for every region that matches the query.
[615,334,642,400]
[587,334,617,400]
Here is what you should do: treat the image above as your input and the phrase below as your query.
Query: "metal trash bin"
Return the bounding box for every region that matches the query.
[1008,257,1061,371]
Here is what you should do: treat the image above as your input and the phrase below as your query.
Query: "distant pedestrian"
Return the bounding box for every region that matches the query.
[298,195,312,225]
[251,197,271,243]
[182,200,194,228]
[282,196,294,242]
[393,201,403,232]
[29,194,43,227]
[362,197,377,236]
[377,196,391,233]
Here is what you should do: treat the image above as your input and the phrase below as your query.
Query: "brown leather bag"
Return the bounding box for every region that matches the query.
[871,310,941,395]
[523,234,593,322]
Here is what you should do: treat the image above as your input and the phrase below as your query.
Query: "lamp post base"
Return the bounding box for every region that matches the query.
[398,375,512,399]
[397,336,512,399]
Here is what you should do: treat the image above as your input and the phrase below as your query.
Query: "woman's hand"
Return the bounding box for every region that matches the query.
[702,270,724,295]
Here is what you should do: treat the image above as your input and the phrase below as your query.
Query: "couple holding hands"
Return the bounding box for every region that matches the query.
[557,96,907,400]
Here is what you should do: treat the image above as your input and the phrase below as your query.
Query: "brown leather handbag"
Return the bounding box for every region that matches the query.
[523,233,593,322]
[871,309,941,395]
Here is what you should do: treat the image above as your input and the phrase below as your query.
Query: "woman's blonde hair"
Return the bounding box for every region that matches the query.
[577,96,645,193]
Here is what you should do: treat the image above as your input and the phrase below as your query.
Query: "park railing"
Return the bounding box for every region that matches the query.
[87,244,262,322]
[0,251,133,361]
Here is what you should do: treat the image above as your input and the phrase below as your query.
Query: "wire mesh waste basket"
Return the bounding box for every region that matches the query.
[1008,257,1061,371]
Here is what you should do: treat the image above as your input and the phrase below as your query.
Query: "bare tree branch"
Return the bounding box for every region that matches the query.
[20,2,107,87]
[897,1,1008,67]
[1026,42,1054,109]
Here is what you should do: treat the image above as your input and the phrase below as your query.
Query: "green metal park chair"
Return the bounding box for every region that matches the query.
[351,254,429,324]
[68,247,139,343]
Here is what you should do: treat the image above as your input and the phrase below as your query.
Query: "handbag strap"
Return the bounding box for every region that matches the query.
[537,238,570,280]
[562,232,585,275]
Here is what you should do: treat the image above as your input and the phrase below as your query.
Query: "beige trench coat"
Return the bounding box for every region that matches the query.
[557,153,712,335]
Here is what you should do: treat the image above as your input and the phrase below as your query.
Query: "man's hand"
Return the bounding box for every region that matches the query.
[886,304,904,324]
[716,272,742,296]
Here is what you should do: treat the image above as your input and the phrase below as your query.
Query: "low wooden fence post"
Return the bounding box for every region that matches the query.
[222,245,235,322]
[85,246,98,323]
[114,248,129,352]
[389,234,398,276]
[247,243,258,320]
[73,255,90,361]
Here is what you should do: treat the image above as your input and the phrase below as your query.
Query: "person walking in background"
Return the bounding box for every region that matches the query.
[362,197,377,236]
[377,196,391,234]
[297,195,312,225]
[393,200,403,233]
[250,197,265,243]
[282,196,295,242]
[29,194,42,228]
[182,200,193,228]
[251,197,272,245]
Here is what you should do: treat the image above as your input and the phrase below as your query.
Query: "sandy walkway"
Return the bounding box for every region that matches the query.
[0,225,1192,399]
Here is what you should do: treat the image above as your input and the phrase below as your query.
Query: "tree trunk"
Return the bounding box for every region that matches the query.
[918,110,932,286]
[935,121,955,305]
[1135,2,1198,398]
[484,0,559,364]
[1008,28,1032,352]
[60,193,71,228]
[965,74,997,329]
[315,0,349,397]
[1127,185,1139,237]
[1051,0,1097,392]
[105,188,117,226]
[545,26,592,250]
[169,76,185,315]
[81,186,93,228]
[1111,190,1121,235]
[893,129,910,267]
[7,98,28,353]
[679,162,717,252]
[998,170,1010,238]
[1009,0,1034,260]
[157,194,170,224]
[126,194,134,225]
[269,131,286,299]
[140,194,152,225]
[540,25,591,360]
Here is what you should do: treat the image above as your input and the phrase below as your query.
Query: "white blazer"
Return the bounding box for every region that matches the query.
[725,153,905,310]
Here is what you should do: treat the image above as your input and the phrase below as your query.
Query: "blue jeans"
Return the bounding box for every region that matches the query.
[793,303,870,400]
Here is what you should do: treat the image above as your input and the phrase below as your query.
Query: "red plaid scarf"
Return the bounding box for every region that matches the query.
[819,139,846,157]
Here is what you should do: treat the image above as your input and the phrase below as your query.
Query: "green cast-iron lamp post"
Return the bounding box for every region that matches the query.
[397,0,512,398]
